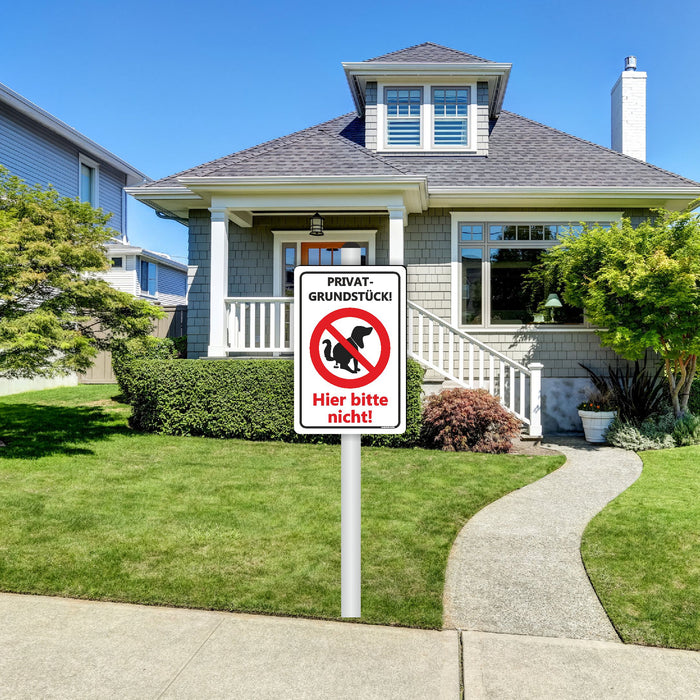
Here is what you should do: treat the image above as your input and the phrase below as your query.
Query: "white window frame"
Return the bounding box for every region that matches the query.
[78,154,100,206]
[377,81,477,153]
[139,259,158,298]
[272,230,377,296]
[449,211,623,330]
[383,86,423,149]
[431,86,470,150]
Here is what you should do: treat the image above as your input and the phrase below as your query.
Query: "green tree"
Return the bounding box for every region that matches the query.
[534,211,700,417]
[0,168,163,378]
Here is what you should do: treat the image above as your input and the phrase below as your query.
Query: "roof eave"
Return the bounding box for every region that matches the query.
[0,82,150,186]
[429,186,700,211]
[342,62,512,118]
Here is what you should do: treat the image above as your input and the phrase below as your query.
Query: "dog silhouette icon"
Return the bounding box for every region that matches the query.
[322,325,373,374]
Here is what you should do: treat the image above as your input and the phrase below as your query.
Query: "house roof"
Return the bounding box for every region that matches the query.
[0,81,148,186]
[363,42,493,64]
[140,111,700,191]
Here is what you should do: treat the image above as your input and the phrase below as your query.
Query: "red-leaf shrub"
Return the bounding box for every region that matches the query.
[421,388,522,453]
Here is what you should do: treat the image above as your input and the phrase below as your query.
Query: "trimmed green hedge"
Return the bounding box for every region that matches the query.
[124,358,424,447]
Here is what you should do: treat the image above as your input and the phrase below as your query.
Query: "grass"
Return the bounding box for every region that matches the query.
[582,446,700,650]
[0,385,563,628]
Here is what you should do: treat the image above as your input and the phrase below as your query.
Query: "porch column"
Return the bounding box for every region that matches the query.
[207,208,229,357]
[387,207,405,265]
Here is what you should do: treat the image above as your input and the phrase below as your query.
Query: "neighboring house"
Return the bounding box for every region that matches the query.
[127,43,700,434]
[0,81,147,237]
[0,81,184,390]
[101,242,187,306]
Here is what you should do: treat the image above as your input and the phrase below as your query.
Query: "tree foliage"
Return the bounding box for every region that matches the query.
[534,211,700,416]
[0,168,163,378]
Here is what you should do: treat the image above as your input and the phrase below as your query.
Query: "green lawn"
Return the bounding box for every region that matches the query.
[0,385,563,628]
[582,447,700,650]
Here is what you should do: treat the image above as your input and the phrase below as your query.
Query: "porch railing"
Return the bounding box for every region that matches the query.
[226,297,293,353]
[407,301,542,436]
[224,296,542,436]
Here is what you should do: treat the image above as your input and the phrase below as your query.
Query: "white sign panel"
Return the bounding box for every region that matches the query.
[294,266,406,434]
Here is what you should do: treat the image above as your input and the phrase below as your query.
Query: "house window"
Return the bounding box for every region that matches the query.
[456,220,595,326]
[111,257,123,268]
[80,163,95,204]
[433,88,469,146]
[140,261,157,296]
[386,88,421,146]
[79,155,99,206]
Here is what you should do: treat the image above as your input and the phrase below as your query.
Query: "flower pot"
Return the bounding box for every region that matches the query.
[578,410,617,443]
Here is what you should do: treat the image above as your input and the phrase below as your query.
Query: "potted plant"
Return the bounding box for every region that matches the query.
[577,392,617,443]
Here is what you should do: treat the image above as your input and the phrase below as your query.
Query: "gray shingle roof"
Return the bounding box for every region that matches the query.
[144,110,699,190]
[364,42,493,64]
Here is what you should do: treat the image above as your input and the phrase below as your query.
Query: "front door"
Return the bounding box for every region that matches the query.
[283,242,368,295]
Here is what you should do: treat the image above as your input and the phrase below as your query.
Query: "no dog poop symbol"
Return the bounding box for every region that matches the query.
[309,308,391,389]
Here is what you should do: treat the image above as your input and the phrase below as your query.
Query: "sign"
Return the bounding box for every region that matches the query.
[294,266,406,434]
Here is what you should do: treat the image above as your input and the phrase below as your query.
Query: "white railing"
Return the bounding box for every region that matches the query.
[408,301,542,436]
[224,296,542,436]
[226,297,293,353]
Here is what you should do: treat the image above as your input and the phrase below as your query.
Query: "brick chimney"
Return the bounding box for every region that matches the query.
[611,56,646,161]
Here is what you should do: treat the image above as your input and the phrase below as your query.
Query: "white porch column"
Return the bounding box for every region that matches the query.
[387,207,405,266]
[207,208,229,357]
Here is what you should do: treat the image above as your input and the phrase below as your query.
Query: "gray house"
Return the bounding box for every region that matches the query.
[128,43,700,434]
[0,81,146,236]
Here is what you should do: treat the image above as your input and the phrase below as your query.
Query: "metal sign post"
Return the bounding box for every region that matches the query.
[294,246,405,618]
[340,243,362,618]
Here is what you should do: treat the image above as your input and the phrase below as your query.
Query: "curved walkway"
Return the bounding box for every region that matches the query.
[443,438,642,640]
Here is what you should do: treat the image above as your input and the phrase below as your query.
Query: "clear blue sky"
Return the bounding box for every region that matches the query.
[3,0,699,262]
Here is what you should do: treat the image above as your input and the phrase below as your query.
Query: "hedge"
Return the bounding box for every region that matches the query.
[123,358,424,447]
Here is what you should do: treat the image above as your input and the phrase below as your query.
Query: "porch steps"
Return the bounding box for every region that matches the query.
[407,301,542,437]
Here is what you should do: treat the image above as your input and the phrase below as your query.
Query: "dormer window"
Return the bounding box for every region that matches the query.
[386,88,421,146]
[433,88,469,146]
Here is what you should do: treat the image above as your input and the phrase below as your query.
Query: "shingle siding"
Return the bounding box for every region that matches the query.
[365,82,377,151]
[476,82,489,155]
[187,210,211,358]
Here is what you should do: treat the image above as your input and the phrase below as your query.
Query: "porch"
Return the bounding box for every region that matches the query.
[223,296,543,436]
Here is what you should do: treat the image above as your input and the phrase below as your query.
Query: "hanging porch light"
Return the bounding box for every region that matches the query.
[309,212,324,237]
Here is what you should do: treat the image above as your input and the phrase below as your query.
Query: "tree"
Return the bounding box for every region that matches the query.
[0,168,163,378]
[533,210,700,417]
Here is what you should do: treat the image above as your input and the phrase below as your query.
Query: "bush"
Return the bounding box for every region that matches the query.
[121,358,424,447]
[111,336,179,401]
[607,412,677,451]
[672,413,700,447]
[421,388,521,453]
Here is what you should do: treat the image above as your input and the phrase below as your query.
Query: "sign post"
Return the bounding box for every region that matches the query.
[294,254,406,617]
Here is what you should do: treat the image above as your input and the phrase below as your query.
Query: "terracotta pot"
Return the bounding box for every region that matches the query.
[578,410,617,443]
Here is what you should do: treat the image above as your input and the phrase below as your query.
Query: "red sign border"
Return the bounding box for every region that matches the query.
[309,308,391,389]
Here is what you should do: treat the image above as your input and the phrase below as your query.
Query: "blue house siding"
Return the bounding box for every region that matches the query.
[0,100,126,234]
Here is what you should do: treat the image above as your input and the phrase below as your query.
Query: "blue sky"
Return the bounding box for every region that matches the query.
[2,0,699,262]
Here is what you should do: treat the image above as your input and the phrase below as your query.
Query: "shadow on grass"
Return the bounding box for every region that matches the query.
[0,403,131,459]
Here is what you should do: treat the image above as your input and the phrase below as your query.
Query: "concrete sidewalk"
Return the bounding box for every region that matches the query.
[1,593,699,699]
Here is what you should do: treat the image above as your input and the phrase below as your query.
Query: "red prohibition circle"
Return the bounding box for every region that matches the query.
[309,307,391,389]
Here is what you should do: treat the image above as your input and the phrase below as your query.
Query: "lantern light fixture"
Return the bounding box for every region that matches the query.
[309,212,324,237]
